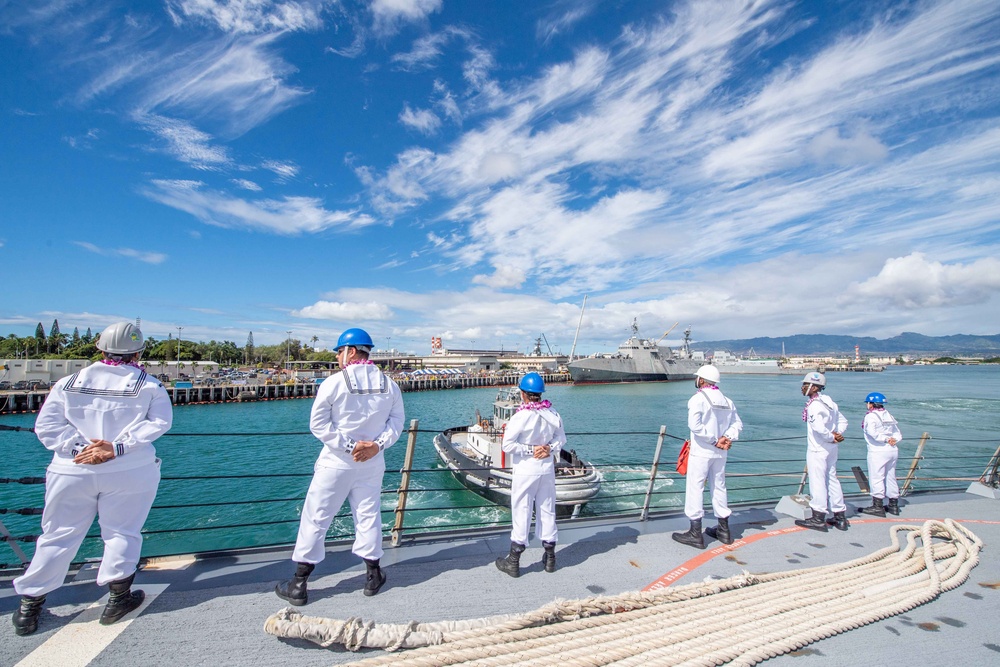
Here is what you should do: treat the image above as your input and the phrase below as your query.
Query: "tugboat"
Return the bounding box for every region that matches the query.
[432,387,602,517]
[568,319,701,384]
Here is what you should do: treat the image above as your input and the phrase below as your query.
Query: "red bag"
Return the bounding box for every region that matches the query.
[676,440,690,475]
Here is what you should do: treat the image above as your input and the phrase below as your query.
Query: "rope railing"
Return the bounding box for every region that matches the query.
[1,419,994,571]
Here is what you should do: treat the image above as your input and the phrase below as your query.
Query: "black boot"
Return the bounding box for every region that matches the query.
[275,562,315,606]
[542,541,556,573]
[859,496,886,517]
[672,519,705,549]
[825,511,849,531]
[886,498,900,516]
[795,509,829,532]
[100,573,144,625]
[495,542,526,578]
[12,595,45,636]
[705,516,733,545]
[363,558,386,596]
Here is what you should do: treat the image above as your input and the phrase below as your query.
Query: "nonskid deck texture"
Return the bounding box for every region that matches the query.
[2,492,998,667]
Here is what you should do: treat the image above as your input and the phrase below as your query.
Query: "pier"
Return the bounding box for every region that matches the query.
[0,372,570,415]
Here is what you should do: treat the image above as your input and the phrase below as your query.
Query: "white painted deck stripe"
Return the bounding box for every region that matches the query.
[15,584,169,667]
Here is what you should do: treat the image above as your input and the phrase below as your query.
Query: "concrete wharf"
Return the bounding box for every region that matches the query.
[0,372,569,415]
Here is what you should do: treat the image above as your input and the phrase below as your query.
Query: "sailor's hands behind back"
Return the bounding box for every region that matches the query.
[353,441,379,462]
[533,444,551,459]
[74,439,115,465]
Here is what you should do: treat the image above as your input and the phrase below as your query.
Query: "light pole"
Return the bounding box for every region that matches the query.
[286,330,292,371]
[176,326,183,367]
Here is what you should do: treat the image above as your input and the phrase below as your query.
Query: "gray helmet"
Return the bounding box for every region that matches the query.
[96,322,145,354]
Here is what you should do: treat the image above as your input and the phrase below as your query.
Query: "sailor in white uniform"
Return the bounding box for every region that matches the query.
[796,372,850,532]
[858,392,903,517]
[672,365,743,549]
[276,328,404,604]
[12,322,172,636]
[495,372,566,577]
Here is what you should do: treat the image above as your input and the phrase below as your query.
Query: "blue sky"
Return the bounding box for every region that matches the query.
[1,0,999,355]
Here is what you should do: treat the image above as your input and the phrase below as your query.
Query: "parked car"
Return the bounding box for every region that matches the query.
[27,380,50,390]
[0,381,11,390]
[12,380,29,390]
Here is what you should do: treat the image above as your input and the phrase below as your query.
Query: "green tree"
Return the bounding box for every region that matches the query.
[34,322,45,355]
[48,319,61,353]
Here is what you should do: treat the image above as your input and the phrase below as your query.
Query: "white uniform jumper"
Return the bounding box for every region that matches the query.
[293,363,404,564]
[14,363,172,597]
[501,402,566,546]
[684,386,743,521]
[863,408,903,500]
[804,394,849,514]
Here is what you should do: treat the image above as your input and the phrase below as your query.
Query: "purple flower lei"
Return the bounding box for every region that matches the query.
[517,399,552,412]
[346,359,375,366]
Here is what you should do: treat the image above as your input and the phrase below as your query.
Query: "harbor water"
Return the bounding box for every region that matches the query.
[1,365,997,565]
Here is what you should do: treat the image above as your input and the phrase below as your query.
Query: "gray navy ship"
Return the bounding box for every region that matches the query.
[568,320,701,384]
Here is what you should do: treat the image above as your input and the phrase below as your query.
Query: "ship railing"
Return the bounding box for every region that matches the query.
[0,421,994,571]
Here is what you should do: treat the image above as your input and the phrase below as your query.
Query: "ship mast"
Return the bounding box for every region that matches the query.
[569,294,587,360]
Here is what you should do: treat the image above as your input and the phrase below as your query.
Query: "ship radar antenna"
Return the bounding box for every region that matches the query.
[631,318,639,336]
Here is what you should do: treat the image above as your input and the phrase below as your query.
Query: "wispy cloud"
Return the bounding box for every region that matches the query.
[73,241,168,264]
[370,0,442,36]
[142,179,374,234]
[262,159,300,180]
[399,103,441,134]
[291,300,394,321]
[231,178,263,191]
[165,0,328,34]
[137,114,230,168]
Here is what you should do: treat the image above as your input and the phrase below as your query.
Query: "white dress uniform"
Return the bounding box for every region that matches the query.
[684,386,743,521]
[804,393,849,514]
[862,408,903,500]
[501,402,566,546]
[14,362,172,597]
[292,362,404,564]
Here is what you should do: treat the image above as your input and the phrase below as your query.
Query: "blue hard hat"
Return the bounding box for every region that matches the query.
[865,392,887,404]
[334,328,374,351]
[518,372,545,394]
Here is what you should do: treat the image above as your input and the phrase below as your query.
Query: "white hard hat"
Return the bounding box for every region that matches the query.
[96,322,145,355]
[695,365,720,384]
[802,371,825,386]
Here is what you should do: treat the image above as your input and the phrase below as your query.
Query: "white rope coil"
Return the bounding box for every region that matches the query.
[262,519,982,666]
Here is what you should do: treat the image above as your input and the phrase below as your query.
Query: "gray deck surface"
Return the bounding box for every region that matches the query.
[2,491,998,666]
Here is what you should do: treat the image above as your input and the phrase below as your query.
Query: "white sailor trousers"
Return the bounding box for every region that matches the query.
[684,455,731,521]
[293,464,385,564]
[806,446,845,513]
[867,448,900,499]
[14,462,161,597]
[509,472,558,546]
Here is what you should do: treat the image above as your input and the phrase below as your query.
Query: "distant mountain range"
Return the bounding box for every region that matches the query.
[690,332,1000,357]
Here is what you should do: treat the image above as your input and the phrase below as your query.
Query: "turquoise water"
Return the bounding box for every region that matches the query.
[2,366,998,563]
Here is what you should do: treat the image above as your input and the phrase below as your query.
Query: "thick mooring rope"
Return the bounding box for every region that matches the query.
[263,519,981,666]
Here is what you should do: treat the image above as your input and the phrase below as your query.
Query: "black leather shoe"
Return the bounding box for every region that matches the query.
[12,595,45,636]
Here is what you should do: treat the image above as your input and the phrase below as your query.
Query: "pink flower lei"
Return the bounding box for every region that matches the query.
[345,359,375,366]
[517,399,552,412]
[101,358,146,370]
[802,396,818,422]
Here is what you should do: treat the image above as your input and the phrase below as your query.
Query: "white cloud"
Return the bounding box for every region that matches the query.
[166,0,327,34]
[292,300,395,321]
[262,159,300,180]
[231,178,263,191]
[143,179,374,235]
[371,0,442,35]
[137,114,230,168]
[73,241,168,265]
[399,104,441,134]
[846,253,1000,309]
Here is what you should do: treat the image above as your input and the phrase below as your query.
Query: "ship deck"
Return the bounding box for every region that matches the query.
[3,490,998,666]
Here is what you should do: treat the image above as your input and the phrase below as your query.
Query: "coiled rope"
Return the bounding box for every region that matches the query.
[264,519,981,666]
